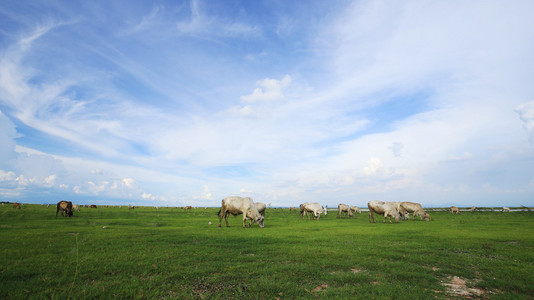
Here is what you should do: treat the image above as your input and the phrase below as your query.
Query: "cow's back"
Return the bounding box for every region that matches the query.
[368,200,387,214]
[222,196,252,212]
[401,202,422,212]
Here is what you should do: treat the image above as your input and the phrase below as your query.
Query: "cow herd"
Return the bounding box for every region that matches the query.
[6,198,520,227]
[214,197,433,228]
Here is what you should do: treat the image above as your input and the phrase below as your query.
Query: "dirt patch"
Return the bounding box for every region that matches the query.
[329,267,366,275]
[423,265,440,271]
[442,276,485,298]
[306,283,328,294]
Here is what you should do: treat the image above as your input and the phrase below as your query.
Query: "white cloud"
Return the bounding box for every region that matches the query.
[0,170,16,181]
[44,174,56,186]
[122,178,135,188]
[240,75,291,103]
[363,158,384,177]
[516,101,534,142]
[142,192,155,200]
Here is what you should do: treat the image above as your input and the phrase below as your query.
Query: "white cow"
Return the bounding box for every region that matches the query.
[248,202,266,227]
[299,202,310,219]
[391,202,407,220]
[400,202,430,221]
[350,206,361,214]
[218,196,264,228]
[301,202,327,220]
[338,204,353,218]
[368,201,401,223]
[72,204,80,212]
[503,207,511,212]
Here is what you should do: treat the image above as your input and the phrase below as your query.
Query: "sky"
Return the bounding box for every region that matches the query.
[1,0,533,208]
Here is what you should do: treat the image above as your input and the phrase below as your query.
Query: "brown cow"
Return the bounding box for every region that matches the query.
[56,201,73,217]
[90,205,97,208]
[13,202,21,209]
[184,206,192,210]
[450,206,460,214]
[338,203,353,218]
[400,202,430,221]
[368,201,401,223]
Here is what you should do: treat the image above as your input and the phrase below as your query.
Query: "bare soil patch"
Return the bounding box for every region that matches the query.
[442,276,486,298]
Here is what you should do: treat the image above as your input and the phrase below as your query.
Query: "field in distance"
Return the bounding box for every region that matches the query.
[1,204,533,299]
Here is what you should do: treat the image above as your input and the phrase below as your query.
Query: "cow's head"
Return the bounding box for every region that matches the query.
[323,206,327,215]
[423,213,431,221]
[255,216,264,228]
[394,212,402,223]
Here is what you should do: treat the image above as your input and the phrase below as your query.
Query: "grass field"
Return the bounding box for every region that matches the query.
[1,204,533,299]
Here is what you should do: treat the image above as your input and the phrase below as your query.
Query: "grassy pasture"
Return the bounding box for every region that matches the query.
[1,205,533,299]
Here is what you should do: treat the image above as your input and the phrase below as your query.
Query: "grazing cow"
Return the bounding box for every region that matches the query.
[302,202,327,220]
[338,204,353,218]
[90,205,97,208]
[470,206,477,212]
[450,206,460,214]
[299,203,309,219]
[400,202,430,221]
[248,202,266,227]
[351,206,361,214]
[72,204,80,212]
[503,207,511,212]
[391,202,407,220]
[13,202,21,209]
[184,206,192,210]
[368,201,401,223]
[56,201,73,217]
[129,204,136,210]
[255,202,266,217]
[218,196,264,228]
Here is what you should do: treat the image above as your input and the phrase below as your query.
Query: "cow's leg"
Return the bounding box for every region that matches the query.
[369,209,375,223]
[242,214,247,228]
[225,212,231,227]
[218,207,226,227]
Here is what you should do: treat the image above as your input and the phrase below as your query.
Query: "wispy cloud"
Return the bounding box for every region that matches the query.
[176,0,260,39]
[0,1,533,207]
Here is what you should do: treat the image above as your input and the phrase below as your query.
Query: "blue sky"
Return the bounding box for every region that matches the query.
[1,0,534,208]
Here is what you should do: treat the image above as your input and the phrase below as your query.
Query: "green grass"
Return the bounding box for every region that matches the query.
[1,205,533,299]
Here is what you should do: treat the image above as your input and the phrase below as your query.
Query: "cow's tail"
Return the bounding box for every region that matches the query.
[217,209,221,217]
